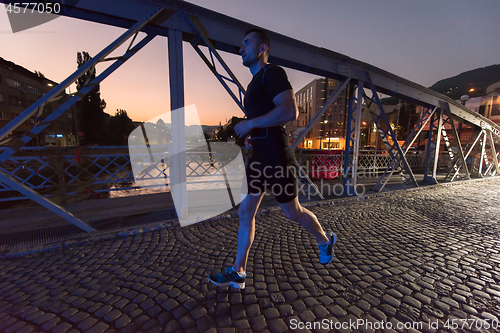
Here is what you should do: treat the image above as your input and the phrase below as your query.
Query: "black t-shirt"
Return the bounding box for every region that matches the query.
[244,65,294,162]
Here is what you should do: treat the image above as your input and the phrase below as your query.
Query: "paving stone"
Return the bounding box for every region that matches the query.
[69,312,89,324]
[78,317,98,331]
[263,308,280,320]
[34,313,56,325]
[251,315,267,331]
[233,319,250,331]
[4,321,27,333]
[268,319,288,333]
[370,307,387,322]
[381,294,400,308]
[246,304,260,317]
[104,309,122,322]
[41,317,61,331]
[86,322,109,333]
[52,322,73,333]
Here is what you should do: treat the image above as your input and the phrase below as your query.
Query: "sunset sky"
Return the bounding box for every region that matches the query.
[1,0,498,125]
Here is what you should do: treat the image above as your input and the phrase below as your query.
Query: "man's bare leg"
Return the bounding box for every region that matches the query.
[279,196,329,244]
[233,192,265,273]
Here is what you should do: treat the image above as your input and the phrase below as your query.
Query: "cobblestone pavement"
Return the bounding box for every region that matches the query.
[1,179,500,333]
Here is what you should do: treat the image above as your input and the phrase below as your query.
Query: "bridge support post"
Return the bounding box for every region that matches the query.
[424,108,444,184]
[343,81,363,196]
[168,28,188,219]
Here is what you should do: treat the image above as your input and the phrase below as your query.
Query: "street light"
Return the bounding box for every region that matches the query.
[460,95,470,106]
[458,95,470,137]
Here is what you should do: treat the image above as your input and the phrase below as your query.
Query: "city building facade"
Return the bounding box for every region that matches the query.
[0,57,78,147]
[288,78,348,150]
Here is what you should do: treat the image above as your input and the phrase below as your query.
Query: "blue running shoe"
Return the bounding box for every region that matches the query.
[318,232,337,265]
[209,267,246,289]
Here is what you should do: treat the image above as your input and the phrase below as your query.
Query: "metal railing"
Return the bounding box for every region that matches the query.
[0,146,452,204]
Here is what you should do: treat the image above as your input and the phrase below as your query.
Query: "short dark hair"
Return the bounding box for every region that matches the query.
[244,28,270,55]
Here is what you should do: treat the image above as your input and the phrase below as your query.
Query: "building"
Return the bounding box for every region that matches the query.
[0,57,78,147]
[287,78,348,150]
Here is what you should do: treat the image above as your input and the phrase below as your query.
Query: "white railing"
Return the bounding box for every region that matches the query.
[0,146,451,204]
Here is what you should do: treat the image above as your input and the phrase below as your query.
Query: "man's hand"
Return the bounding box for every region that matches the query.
[234,119,254,138]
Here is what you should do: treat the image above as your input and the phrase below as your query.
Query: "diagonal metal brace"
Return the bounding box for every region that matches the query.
[0,8,170,162]
[0,170,96,232]
[369,104,437,190]
[185,14,247,115]
[440,105,470,181]
[366,74,417,191]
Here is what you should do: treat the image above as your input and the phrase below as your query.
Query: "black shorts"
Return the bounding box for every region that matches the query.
[244,155,298,204]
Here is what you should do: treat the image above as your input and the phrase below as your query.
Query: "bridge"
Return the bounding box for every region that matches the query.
[0,0,499,231]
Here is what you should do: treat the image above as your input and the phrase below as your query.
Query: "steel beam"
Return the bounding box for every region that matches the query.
[343,81,363,196]
[10,0,499,143]
[0,170,96,232]
[186,14,247,115]
[372,105,437,190]
[365,75,417,192]
[168,28,188,219]
[488,131,500,175]
[440,104,470,182]
[0,9,167,231]
[423,108,444,184]
[0,8,168,162]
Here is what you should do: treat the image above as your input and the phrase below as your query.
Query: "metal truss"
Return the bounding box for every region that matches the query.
[183,11,336,199]
[0,8,169,231]
[363,76,417,192]
[476,130,500,177]
[485,131,500,176]
[372,105,437,191]
[438,105,470,182]
[426,104,474,184]
[343,81,363,195]
[423,108,443,184]
[185,15,246,115]
[0,0,498,223]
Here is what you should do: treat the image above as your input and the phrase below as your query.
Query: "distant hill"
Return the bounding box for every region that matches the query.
[382,64,500,105]
[428,64,500,100]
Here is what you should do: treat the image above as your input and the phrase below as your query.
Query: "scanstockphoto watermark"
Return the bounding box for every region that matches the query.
[247,161,366,198]
[289,318,424,331]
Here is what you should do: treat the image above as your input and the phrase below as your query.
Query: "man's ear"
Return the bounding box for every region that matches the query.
[260,44,268,56]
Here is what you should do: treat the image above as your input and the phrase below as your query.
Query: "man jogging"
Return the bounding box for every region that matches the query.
[209,28,336,289]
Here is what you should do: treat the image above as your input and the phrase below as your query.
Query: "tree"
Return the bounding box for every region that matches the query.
[34,71,45,78]
[106,109,135,145]
[75,51,107,145]
[215,116,246,146]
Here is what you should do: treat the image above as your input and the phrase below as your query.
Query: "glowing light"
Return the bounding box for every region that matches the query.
[469,88,475,92]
